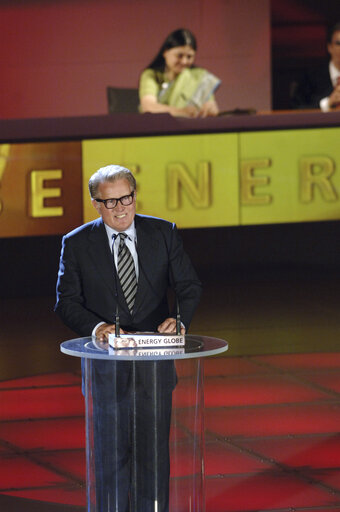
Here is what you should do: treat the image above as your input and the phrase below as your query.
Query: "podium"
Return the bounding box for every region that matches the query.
[61,335,228,512]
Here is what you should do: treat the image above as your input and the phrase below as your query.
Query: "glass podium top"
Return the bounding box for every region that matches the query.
[60,335,228,361]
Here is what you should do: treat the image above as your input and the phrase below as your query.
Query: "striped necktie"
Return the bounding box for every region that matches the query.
[117,233,137,313]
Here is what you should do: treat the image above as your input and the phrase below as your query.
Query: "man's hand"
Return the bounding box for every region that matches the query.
[95,323,125,341]
[157,317,186,335]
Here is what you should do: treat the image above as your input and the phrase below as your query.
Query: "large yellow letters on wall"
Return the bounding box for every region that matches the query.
[1,127,339,238]
[239,128,340,224]
[30,169,64,217]
[82,134,240,228]
[82,127,340,228]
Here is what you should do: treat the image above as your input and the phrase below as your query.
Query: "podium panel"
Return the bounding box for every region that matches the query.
[61,336,228,512]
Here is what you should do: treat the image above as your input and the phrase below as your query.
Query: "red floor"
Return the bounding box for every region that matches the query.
[1,353,340,511]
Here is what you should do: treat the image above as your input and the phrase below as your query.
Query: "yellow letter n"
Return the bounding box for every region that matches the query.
[167,162,211,210]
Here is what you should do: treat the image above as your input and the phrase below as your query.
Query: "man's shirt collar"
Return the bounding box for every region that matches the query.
[329,61,340,87]
[104,220,137,246]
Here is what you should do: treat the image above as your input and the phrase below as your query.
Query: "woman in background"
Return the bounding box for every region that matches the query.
[139,28,220,118]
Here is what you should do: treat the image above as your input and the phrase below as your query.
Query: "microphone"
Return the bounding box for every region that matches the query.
[112,233,121,337]
[136,226,184,334]
[115,303,120,337]
[176,298,182,335]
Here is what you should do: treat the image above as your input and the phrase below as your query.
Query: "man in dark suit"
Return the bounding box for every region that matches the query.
[55,164,202,512]
[292,22,340,110]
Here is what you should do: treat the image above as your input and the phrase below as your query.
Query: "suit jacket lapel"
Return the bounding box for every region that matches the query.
[86,216,161,319]
[86,218,117,297]
[133,215,160,316]
[87,218,131,316]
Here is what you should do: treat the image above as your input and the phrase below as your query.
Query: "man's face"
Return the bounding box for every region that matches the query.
[92,178,136,232]
[328,30,340,70]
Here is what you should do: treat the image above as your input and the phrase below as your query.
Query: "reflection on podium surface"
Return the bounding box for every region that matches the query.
[90,335,206,359]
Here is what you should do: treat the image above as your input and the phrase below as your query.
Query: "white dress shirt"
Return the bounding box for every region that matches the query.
[105,221,139,278]
[320,61,340,112]
[92,221,138,336]
[91,220,184,336]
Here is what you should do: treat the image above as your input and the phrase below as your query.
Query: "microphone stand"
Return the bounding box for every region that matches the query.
[176,298,181,336]
[115,304,120,337]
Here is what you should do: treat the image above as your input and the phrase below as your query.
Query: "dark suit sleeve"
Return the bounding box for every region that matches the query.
[166,224,202,330]
[291,65,333,109]
[55,234,105,336]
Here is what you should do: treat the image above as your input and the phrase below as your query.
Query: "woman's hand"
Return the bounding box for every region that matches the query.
[140,95,219,118]
[198,99,219,117]
[176,105,199,117]
[140,95,199,117]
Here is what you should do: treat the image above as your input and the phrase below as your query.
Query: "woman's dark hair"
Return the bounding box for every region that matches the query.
[147,28,197,71]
